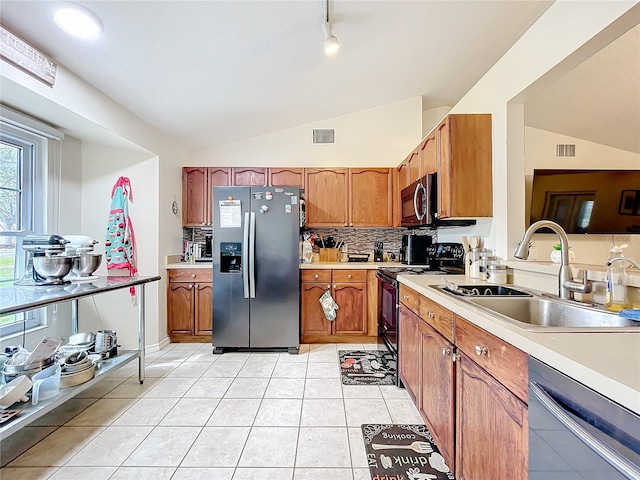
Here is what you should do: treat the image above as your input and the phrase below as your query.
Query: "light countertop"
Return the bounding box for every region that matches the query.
[166,259,409,270]
[398,274,640,414]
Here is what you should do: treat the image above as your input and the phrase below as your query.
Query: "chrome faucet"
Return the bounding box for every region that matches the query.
[606,256,640,270]
[514,220,592,300]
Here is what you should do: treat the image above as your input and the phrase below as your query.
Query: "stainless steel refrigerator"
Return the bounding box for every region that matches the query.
[212,186,300,354]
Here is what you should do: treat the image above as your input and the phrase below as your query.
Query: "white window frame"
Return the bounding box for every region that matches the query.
[0,122,48,338]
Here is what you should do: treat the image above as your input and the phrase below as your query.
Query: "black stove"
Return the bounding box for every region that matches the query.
[376,242,464,388]
[377,265,444,281]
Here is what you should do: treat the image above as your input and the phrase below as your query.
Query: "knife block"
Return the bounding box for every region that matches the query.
[319,248,340,263]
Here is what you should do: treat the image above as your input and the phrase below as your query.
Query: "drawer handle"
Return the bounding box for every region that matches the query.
[315,274,319,279]
[475,345,487,356]
[347,274,352,279]
[452,353,460,362]
[403,295,409,300]
[428,311,435,318]
[441,348,450,356]
[191,274,196,278]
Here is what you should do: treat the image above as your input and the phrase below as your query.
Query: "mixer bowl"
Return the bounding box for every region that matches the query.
[33,256,75,280]
[72,253,102,277]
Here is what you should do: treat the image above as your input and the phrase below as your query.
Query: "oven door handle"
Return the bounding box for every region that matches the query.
[530,381,640,479]
[376,271,397,288]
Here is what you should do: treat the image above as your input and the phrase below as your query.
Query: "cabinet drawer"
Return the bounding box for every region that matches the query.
[455,316,528,403]
[399,284,420,314]
[420,296,454,343]
[301,270,331,283]
[332,270,366,283]
[168,269,212,283]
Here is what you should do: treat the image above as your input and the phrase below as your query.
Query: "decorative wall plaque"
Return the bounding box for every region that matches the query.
[0,24,57,86]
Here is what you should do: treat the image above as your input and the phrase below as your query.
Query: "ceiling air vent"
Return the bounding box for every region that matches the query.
[312,128,335,145]
[556,144,576,158]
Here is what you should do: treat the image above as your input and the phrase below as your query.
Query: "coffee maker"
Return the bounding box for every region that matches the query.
[400,234,432,265]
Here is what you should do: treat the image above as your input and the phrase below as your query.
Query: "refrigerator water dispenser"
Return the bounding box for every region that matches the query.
[220,242,242,273]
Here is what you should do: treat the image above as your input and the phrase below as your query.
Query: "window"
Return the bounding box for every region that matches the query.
[0,124,45,335]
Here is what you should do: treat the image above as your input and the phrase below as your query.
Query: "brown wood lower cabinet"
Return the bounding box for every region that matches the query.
[167,269,212,342]
[398,303,420,404]
[399,290,528,479]
[419,320,455,471]
[301,269,374,343]
[456,352,528,480]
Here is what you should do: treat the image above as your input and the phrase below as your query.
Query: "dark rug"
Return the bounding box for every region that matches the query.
[362,424,455,480]
[339,350,396,386]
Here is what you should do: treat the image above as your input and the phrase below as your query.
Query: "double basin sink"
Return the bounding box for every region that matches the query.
[438,284,640,332]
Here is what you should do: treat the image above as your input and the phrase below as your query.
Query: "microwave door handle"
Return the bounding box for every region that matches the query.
[414,182,426,222]
[530,382,640,479]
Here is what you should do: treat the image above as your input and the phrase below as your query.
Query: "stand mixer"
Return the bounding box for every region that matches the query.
[62,235,102,283]
[14,235,102,286]
[14,235,70,286]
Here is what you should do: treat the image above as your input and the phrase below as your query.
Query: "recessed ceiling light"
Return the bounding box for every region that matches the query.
[54,3,103,40]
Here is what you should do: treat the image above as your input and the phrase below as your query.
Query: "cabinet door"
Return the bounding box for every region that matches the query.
[420,134,437,174]
[182,167,208,226]
[437,118,452,219]
[305,168,348,227]
[232,167,267,186]
[168,283,195,335]
[301,282,332,336]
[208,167,231,226]
[269,168,304,188]
[195,283,212,335]
[456,353,528,480]
[349,168,393,227]
[408,150,421,184]
[397,161,410,191]
[332,283,367,335]
[398,303,420,403]
[420,321,455,471]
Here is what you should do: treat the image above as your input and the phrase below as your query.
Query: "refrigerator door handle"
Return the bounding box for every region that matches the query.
[249,212,256,298]
[243,212,249,298]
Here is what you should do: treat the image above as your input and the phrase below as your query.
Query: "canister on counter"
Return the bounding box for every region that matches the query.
[469,247,484,279]
[487,264,508,284]
[478,253,498,280]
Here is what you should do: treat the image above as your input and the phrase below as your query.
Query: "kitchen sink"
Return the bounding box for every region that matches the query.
[439,284,532,297]
[467,296,640,331]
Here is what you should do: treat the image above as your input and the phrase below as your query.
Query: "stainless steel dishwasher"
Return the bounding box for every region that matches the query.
[529,357,640,479]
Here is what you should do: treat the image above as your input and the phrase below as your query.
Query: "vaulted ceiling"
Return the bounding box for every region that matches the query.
[0,1,554,149]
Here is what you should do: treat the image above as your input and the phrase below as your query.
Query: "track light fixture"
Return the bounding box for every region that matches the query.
[323,0,339,55]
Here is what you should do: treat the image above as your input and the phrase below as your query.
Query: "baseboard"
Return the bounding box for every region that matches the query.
[145,336,171,353]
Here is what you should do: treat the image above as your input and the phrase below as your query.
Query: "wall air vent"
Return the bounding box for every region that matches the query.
[312,128,335,145]
[556,144,576,158]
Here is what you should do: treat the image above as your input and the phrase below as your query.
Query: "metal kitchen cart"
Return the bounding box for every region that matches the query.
[0,275,161,440]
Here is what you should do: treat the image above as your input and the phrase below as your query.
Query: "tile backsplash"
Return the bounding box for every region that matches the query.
[185,226,438,260]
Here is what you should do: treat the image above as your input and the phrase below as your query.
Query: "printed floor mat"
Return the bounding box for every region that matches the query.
[339,350,396,386]
[361,424,455,480]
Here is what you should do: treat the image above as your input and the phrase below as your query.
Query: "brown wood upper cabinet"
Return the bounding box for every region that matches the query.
[268,168,305,189]
[231,167,267,186]
[182,167,231,226]
[436,114,492,219]
[420,132,437,175]
[305,168,393,227]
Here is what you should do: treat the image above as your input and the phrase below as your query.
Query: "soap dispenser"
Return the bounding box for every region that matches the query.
[605,244,628,312]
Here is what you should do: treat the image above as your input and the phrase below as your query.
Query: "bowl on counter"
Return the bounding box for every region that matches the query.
[72,253,102,277]
[33,255,76,281]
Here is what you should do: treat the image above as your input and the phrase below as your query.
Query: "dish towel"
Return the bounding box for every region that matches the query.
[105,177,138,297]
[618,309,640,321]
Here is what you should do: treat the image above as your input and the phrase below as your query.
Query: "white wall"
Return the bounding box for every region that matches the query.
[2,57,190,349]
[192,97,422,167]
[422,105,452,138]
[441,1,639,270]
[77,143,160,350]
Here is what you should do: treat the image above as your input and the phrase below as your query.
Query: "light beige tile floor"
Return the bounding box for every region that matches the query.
[0,342,423,479]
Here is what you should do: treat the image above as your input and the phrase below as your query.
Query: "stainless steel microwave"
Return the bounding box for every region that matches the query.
[400,174,435,227]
